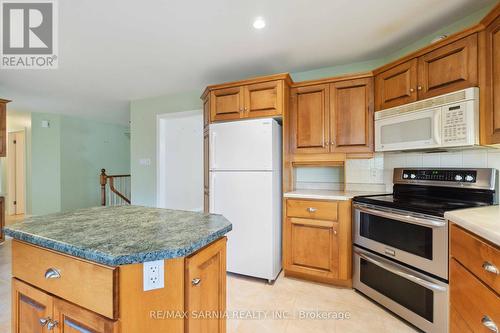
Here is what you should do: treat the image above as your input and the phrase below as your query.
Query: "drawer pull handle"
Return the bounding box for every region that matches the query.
[192,278,201,286]
[482,316,498,333]
[39,318,48,327]
[307,207,317,213]
[44,268,61,279]
[47,320,59,330]
[482,262,499,275]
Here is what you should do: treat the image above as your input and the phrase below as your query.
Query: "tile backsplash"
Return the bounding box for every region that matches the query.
[294,148,500,194]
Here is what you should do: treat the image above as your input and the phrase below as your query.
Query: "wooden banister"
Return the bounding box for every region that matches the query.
[100,169,131,206]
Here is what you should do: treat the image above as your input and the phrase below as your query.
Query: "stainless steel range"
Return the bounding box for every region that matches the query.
[352,168,496,333]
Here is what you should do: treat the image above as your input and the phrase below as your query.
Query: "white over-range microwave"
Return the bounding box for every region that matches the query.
[375,87,479,152]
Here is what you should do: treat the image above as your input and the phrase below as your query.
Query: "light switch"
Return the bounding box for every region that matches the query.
[41,120,50,128]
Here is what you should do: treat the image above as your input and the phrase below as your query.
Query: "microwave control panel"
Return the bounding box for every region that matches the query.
[442,103,468,144]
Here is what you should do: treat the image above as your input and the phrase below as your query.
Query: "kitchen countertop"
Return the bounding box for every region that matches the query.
[4,205,232,266]
[284,189,386,201]
[445,205,500,247]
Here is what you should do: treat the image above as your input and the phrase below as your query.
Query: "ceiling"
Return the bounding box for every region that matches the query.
[0,0,496,125]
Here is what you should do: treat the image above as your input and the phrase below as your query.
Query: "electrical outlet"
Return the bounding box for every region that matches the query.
[143,260,164,291]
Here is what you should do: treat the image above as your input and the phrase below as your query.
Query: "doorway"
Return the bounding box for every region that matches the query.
[157,110,203,211]
[7,130,26,219]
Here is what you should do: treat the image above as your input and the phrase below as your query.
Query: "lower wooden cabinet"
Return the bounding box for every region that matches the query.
[450,224,500,332]
[185,237,227,333]
[283,198,352,286]
[12,279,117,333]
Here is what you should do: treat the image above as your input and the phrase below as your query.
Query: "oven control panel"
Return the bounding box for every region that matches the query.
[401,169,477,183]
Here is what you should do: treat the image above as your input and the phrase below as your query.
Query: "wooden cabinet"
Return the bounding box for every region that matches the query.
[0,197,4,243]
[375,59,417,110]
[418,34,477,100]
[186,237,226,333]
[289,76,374,157]
[284,199,352,286]
[330,78,374,153]
[289,84,330,154]
[12,279,54,333]
[450,224,500,332]
[0,99,9,157]
[203,74,291,123]
[13,279,117,333]
[481,9,500,144]
[375,34,478,110]
[202,94,210,130]
[210,87,244,122]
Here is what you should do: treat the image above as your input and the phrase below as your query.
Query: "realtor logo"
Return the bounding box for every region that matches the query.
[1,0,58,69]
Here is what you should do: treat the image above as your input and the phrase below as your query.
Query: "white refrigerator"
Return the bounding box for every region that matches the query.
[209,118,282,282]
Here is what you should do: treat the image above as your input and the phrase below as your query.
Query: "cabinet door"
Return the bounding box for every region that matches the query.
[12,279,53,333]
[0,101,6,157]
[289,84,330,154]
[330,78,374,153]
[285,217,339,280]
[375,59,417,110]
[53,298,117,333]
[482,15,500,144]
[203,130,209,213]
[210,87,243,122]
[418,34,478,100]
[243,80,283,118]
[186,237,227,333]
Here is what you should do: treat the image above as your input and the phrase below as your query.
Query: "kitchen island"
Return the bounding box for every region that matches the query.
[4,205,232,333]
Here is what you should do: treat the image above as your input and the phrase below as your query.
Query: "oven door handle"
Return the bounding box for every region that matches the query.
[353,203,446,228]
[355,248,447,292]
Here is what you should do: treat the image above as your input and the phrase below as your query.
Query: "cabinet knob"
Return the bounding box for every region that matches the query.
[47,320,58,330]
[481,316,498,333]
[44,268,61,279]
[333,230,337,235]
[39,318,49,327]
[417,85,422,91]
[307,207,317,213]
[192,278,201,286]
[482,262,499,275]
[410,88,415,93]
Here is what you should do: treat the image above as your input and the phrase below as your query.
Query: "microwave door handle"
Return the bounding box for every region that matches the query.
[353,203,446,228]
[434,109,442,144]
[355,248,447,292]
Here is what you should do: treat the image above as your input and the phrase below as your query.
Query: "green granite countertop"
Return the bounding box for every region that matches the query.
[4,205,232,266]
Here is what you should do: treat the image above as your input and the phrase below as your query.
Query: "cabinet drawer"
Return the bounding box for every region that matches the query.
[12,241,118,319]
[450,259,500,333]
[451,224,500,294]
[286,199,338,220]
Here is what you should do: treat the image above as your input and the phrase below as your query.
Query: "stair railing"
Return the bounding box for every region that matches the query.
[100,169,131,206]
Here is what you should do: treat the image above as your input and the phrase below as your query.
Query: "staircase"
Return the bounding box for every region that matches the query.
[100,169,131,206]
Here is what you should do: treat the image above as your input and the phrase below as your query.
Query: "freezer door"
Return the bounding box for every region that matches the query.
[210,171,281,280]
[209,118,280,171]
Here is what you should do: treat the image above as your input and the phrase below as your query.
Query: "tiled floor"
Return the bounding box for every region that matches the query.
[0,239,417,332]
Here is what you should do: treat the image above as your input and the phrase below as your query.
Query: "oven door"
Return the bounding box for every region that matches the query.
[353,247,448,333]
[353,202,448,279]
[375,107,442,152]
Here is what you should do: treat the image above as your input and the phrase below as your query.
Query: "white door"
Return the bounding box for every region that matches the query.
[209,118,277,171]
[157,110,203,211]
[210,171,275,279]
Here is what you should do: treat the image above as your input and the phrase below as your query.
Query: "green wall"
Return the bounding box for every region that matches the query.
[28,113,130,215]
[130,3,496,207]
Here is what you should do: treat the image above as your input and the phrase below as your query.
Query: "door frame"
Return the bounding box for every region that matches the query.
[7,130,26,215]
[156,109,203,209]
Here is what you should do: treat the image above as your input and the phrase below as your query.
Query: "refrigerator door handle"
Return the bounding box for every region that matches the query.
[211,132,216,169]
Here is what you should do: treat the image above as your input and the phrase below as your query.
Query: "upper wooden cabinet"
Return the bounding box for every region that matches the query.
[289,76,374,157]
[481,8,500,145]
[0,99,9,157]
[375,59,417,110]
[203,74,291,123]
[289,84,330,154]
[330,78,374,153]
[375,34,478,110]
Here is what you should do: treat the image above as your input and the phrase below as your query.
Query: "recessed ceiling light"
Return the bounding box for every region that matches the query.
[253,17,266,30]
